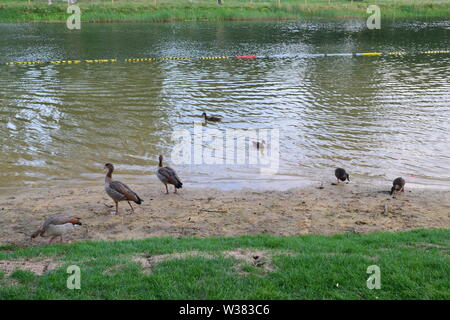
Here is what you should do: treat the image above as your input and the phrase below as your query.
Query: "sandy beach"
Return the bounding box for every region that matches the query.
[0,182,449,246]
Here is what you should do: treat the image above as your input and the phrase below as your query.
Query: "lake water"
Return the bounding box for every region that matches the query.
[0,20,449,194]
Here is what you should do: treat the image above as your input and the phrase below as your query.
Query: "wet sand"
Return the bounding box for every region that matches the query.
[0,183,449,246]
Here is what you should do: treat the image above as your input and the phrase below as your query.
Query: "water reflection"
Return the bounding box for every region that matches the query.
[0,20,449,193]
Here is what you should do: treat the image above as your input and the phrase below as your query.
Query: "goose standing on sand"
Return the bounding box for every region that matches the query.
[390,177,405,196]
[335,168,350,184]
[31,214,82,243]
[202,112,221,122]
[104,163,143,215]
[156,155,183,194]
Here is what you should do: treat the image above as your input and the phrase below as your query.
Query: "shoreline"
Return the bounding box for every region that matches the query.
[2,173,449,199]
[1,1,449,24]
[2,16,448,24]
[1,183,448,246]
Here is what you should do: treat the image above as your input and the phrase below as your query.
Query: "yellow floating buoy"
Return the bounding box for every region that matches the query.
[362,52,383,56]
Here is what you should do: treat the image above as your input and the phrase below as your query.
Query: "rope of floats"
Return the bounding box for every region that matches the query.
[2,50,449,66]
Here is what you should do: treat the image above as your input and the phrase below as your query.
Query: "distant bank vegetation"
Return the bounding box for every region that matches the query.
[0,0,449,23]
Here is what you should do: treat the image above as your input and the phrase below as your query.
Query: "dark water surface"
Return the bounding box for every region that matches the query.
[0,20,449,193]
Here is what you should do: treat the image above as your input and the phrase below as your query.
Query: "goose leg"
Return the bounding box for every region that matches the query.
[110,202,119,215]
[127,201,135,214]
[165,184,169,194]
[174,186,177,194]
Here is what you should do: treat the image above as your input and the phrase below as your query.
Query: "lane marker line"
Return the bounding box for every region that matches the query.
[2,50,448,66]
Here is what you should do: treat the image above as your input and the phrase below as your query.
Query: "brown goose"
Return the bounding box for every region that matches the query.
[104,163,143,214]
[202,112,221,122]
[390,177,405,196]
[156,155,183,194]
[31,214,82,243]
[335,168,350,183]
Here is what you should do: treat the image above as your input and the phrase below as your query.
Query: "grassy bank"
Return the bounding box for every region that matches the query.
[0,0,449,23]
[0,229,448,299]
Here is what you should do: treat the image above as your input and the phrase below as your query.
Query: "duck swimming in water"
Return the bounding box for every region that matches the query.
[253,139,266,150]
[202,112,221,122]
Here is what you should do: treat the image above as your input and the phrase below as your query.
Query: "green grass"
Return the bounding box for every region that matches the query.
[0,229,448,299]
[0,0,449,23]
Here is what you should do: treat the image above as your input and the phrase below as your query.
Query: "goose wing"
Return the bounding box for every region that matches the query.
[158,166,181,185]
[109,180,141,203]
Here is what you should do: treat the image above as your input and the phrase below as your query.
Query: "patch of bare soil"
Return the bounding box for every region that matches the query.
[223,248,281,275]
[133,251,214,274]
[102,264,126,276]
[404,242,450,256]
[0,258,58,275]
[410,242,448,249]
[0,277,20,287]
[0,184,449,246]
[133,249,291,275]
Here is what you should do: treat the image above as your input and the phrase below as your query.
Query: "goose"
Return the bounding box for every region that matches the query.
[202,112,221,122]
[390,177,405,196]
[104,163,143,215]
[156,155,183,194]
[335,168,350,183]
[31,214,82,243]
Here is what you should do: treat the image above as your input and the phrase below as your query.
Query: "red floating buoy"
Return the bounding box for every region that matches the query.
[236,55,257,59]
